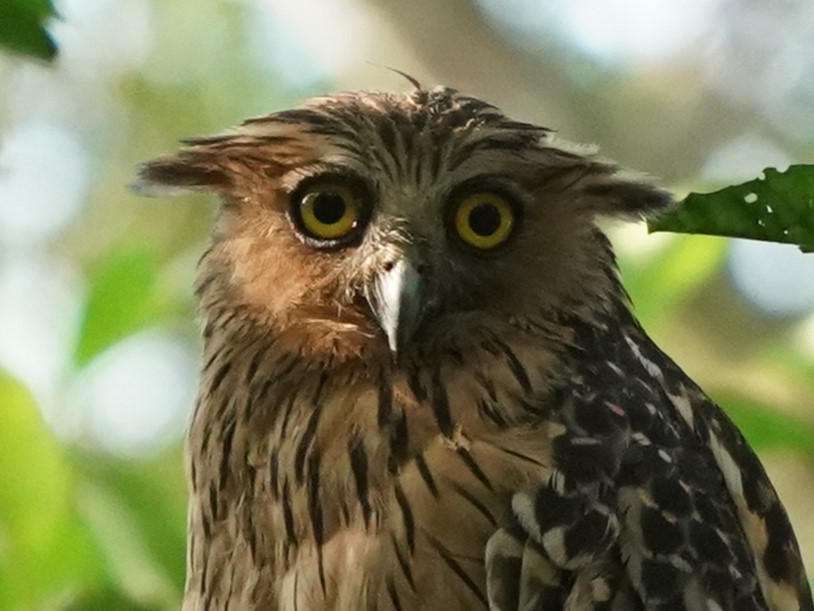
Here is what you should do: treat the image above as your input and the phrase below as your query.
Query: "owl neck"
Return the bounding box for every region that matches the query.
[184,289,641,605]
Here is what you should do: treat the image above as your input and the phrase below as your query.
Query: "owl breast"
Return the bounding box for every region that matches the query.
[184,322,560,611]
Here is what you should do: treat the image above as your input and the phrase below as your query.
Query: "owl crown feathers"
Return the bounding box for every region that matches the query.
[135,86,671,222]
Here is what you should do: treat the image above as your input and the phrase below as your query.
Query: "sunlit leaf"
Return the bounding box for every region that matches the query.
[63,585,156,611]
[75,248,160,367]
[649,165,814,252]
[0,0,57,60]
[0,372,106,609]
[76,480,181,609]
[76,451,187,593]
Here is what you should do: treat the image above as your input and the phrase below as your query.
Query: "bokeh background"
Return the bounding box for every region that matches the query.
[2,0,814,609]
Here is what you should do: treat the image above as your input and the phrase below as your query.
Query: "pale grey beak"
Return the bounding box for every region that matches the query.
[366,259,431,354]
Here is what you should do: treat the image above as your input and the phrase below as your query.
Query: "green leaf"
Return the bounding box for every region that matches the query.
[0,372,107,609]
[0,371,71,597]
[75,480,181,609]
[64,585,157,611]
[0,0,58,60]
[75,451,187,596]
[648,165,814,252]
[75,247,161,367]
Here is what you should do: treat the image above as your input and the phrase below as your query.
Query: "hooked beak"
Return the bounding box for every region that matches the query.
[366,258,434,354]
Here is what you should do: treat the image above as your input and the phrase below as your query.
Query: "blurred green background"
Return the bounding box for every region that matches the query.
[2,0,814,609]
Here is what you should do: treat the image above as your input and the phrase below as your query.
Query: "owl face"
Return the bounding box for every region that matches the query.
[139,88,669,360]
[280,157,537,353]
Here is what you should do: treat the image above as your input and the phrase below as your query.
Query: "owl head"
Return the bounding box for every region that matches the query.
[137,87,670,362]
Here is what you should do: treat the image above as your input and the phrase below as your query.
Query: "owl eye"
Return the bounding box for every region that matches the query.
[291,179,369,246]
[452,191,516,250]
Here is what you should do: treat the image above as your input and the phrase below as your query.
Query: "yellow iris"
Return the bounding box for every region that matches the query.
[454,192,515,249]
[298,184,360,240]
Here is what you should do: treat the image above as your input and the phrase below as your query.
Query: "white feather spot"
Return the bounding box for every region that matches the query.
[631,432,652,446]
[607,361,624,376]
[590,577,611,601]
[548,470,566,494]
[485,529,524,565]
[485,530,525,611]
[707,599,724,611]
[605,402,626,417]
[511,493,542,540]
[667,554,693,573]
[668,389,695,429]
[540,526,570,566]
[708,431,743,497]
[573,436,602,446]
[623,334,664,380]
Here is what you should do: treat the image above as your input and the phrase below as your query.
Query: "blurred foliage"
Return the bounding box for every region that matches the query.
[73,246,192,368]
[0,372,109,610]
[651,165,814,252]
[619,235,728,327]
[0,350,185,611]
[0,0,57,60]
[75,248,162,366]
[0,369,186,610]
[1,0,814,610]
[719,392,814,459]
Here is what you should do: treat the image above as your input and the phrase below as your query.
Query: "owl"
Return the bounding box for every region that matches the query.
[137,86,813,611]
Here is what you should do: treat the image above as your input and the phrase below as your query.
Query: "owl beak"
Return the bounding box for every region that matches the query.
[367,258,431,354]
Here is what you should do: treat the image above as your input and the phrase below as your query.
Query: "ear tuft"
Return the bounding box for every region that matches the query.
[132,151,234,197]
[540,138,674,219]
[583,175,673,219]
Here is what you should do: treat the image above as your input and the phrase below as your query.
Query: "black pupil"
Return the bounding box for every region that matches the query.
[313,192,347,225]
[468,203,502,236]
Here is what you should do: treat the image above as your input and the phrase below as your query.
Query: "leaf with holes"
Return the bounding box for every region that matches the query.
[648,165,814,253]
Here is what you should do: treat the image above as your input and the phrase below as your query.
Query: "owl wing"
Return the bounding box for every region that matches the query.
[485,314,813,611]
